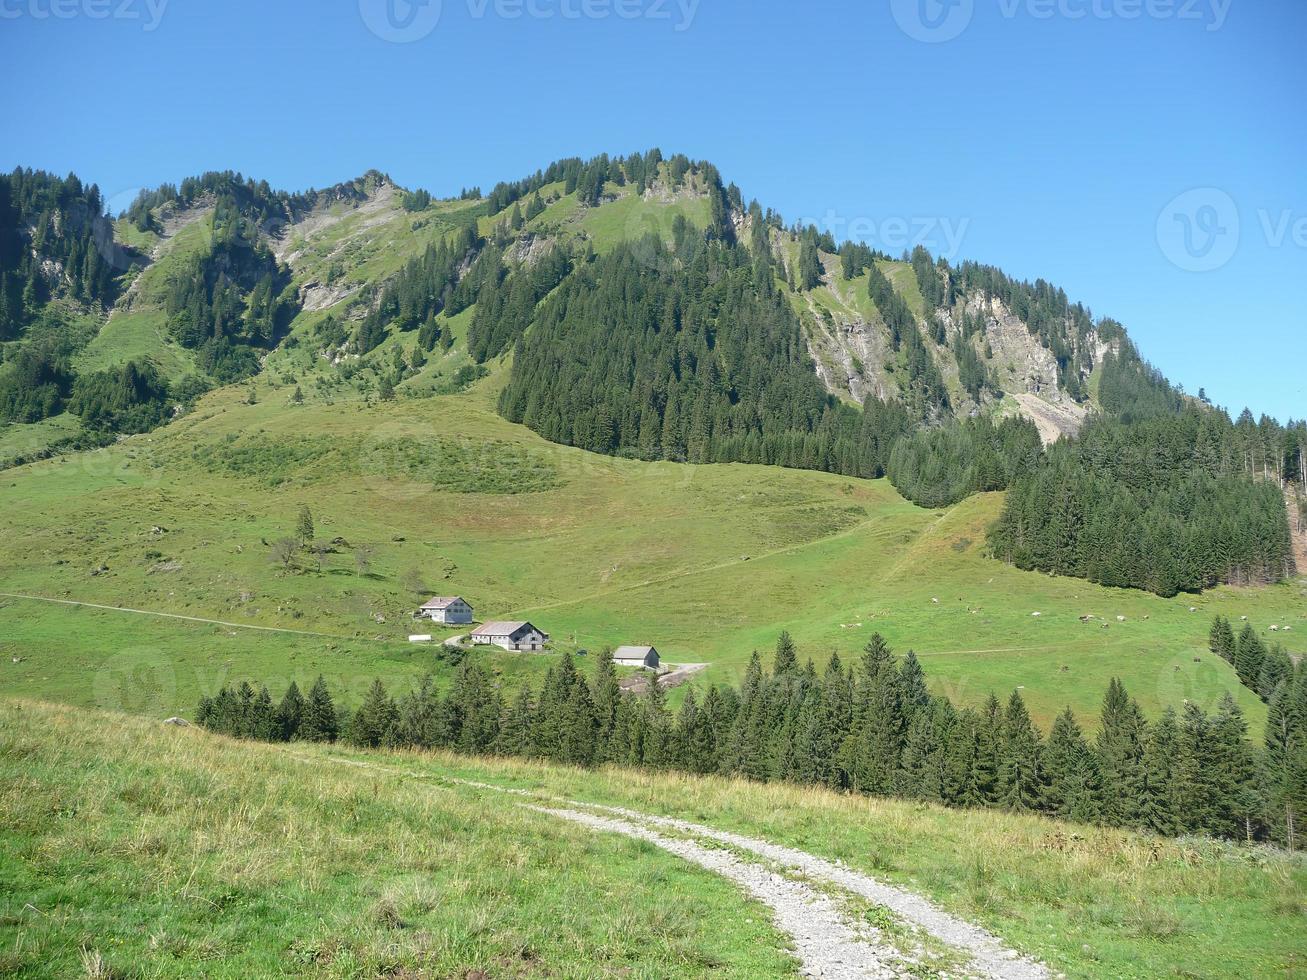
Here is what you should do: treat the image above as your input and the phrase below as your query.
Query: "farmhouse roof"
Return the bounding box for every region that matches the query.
[420,596,467,610]
[472,621,539,636]
[614,646,657,658]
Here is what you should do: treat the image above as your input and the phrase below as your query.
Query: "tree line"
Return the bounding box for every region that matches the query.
[162,192,298,382]
[0,168,121,342]
[990,354,1296,596]
[197,630,1307,849]
[1209,617,1297,704]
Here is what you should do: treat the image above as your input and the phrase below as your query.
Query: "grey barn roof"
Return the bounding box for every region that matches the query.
[420,596,468,609]
[613,645,658,658]
[472,621,542,637]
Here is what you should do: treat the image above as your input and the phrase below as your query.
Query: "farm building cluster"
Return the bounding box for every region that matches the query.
[413,597,661,667]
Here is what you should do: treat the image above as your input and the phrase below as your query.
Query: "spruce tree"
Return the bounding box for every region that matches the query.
[497,686,536,757]
[1139,707,1182,836]
[350,678,399,748]
[1209,616,1236,663]
[773,630,798,676]
[299,675,339,743]
[590,648,622,761]
[275,681,304,741]
[1208,693,1260,841]
[1235,625,1267,689]
[1095,678,1147,827]
[997,691,1043,812]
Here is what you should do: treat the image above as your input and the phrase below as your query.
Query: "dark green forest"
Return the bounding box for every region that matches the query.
[0,168,123,342]
[991,349,1297,596]
[199,630,1307,850]
[4,156,1301,599]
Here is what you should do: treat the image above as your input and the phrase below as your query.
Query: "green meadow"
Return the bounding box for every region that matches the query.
[1,701,1302,979]
[2,363,1302,732]
[0,701,799,979]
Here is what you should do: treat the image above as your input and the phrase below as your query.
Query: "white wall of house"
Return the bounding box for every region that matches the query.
[424,600,473,625]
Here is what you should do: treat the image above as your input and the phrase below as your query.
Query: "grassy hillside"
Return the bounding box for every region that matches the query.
[0,701,797,978]
[2,363,1302,732]
[1,701,1303,978]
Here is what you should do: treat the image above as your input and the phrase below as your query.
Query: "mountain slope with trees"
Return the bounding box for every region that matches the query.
[1,152,1301,597]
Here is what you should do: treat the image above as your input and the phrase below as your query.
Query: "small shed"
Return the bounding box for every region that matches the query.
[613,645,661,670]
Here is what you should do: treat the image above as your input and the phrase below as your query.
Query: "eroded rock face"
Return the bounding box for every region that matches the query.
[803,275,1103,442]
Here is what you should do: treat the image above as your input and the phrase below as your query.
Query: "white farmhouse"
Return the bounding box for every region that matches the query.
[418,596,474,625]
[470,621,549,652]
[613,646,661,669]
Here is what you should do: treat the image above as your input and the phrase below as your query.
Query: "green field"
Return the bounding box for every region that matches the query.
[2,364,1302,732]
[0,701,798,978]
[1,701,1302,979]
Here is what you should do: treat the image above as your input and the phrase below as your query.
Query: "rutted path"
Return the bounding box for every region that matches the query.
[531,805,910,980]
[0,592,335,638]
[570,801,1049,980]
[305,753,1052,980]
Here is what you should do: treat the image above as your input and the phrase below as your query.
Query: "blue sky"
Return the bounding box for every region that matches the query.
[1,0,1303,421]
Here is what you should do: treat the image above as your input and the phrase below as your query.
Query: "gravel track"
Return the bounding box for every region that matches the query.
[530,805,912,980]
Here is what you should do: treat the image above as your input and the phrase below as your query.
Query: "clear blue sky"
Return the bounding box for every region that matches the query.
[2,0,1302,421]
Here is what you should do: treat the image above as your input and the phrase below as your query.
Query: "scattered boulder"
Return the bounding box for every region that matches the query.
[1031,612,1042,617]
[1116,615,1126,622]
[162,717,190,727]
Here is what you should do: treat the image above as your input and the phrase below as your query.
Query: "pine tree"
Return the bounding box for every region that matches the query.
[1095,678,1147,827]
[1139,707,1182,836]
[997,691,1043,811]
[1235,625,1267,690]
[590,648,622,761]
[1209,615,1236,663]
[1043,707,1101,822]
[773,630,797,676]
[299,675,339,743]
[275,681,304,740]
[350,678,400,748]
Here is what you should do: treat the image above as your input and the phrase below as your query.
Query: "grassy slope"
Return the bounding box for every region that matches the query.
[2,174,1302,732]
[0,701,796,979]
[76,215,215,381]
[2,701,1303,979]
[1,363,1301,732]
[375,745,1307,980]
